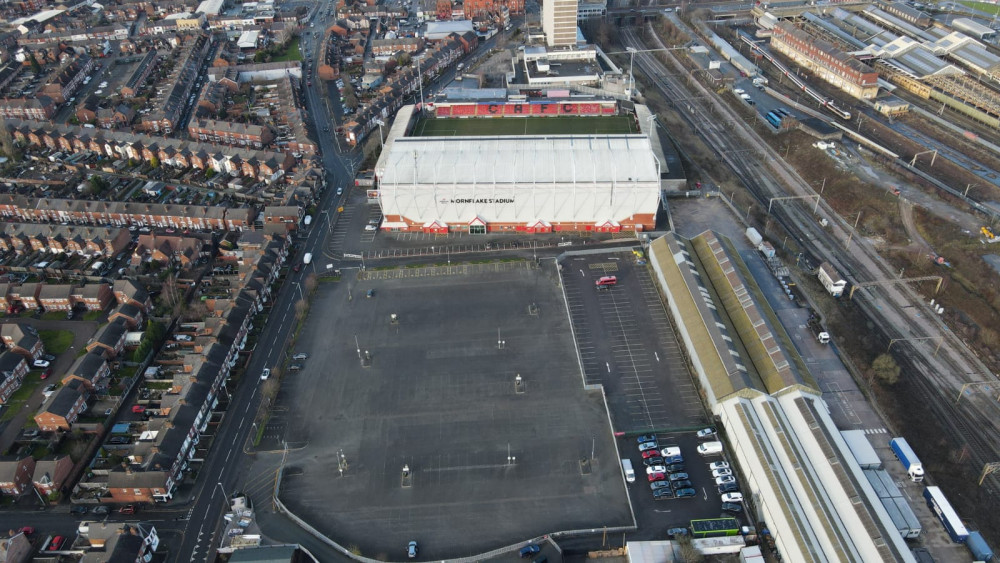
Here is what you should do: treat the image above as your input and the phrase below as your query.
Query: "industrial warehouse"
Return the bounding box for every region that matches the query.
[371,102,681,233]
[647,231,915,562]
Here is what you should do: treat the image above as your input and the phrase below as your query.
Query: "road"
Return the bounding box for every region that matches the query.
[170,17,362,562]
[0,15,539,562]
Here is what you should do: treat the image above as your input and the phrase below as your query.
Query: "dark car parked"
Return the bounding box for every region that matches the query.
[722,502,743,514]
[519,545,541,558]
[674,488,697,498]
[653,488,674,500]
[671,480,692,490]
[718,482,739,494]
[643,457,664,467]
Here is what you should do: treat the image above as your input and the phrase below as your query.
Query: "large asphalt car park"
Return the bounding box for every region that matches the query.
[559,250,704,432]
[557,250,750,534]
[275,262,630,558]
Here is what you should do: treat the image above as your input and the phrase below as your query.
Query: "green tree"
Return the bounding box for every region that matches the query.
[133,341,151,363]
[150,156,160,168]
[0,122,21,161]
[396,52,412,67]
[870,353,901,385]
[89,175,107,194]
[344,94,359,110]
[29,54,41,75]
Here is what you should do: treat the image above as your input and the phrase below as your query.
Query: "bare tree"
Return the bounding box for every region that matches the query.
[303,273,318,294]
[294,298,309,321]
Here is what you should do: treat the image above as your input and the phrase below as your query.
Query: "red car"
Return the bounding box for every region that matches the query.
[641,450,661,459]
[293,263,302,272]
[119,505,136,514]
[48,536,64,551]
[647,472,666,483]
[17,526,34,535]
[131,405,146,414]
[41,368,52,379]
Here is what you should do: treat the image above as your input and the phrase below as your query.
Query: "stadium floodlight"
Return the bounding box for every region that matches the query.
[374,119,386,148]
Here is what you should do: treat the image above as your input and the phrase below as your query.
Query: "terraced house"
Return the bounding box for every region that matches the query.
[0,195,255,231]
[188,119,274,149]
[7,119,295,181]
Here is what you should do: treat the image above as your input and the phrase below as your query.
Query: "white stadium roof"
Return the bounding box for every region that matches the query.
[377,135,659,187]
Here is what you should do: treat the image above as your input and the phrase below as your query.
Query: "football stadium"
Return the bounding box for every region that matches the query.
[371,100,668,233]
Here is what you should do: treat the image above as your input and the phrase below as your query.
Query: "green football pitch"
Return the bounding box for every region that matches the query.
[410,116,639,136]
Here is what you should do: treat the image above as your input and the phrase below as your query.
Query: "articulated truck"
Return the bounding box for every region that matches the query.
[890,437,924,482]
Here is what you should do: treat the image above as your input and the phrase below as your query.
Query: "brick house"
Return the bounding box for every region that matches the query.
[32,456,73,498]
[108,303,144,330]
[0,352,27,404]
[107,470,172,504]
[37,284,74,311]
[114,279,152,312]
[0,457,36,496]
[71,283,114,311]
[261,206,303,235]
[63,352,110,392]
[188,119,274,149]
[87,319,128,358]
[0,324,44,361]
[9,283,40,310]
[35,379,89,432]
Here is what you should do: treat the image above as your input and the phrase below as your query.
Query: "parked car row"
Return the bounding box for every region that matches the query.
[637,436,696,500]
[634,429,745,514]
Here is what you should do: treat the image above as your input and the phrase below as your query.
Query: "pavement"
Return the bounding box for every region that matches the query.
[273,262,632,559]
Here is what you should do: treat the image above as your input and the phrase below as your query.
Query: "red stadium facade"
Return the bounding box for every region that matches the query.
[433,101,618,118]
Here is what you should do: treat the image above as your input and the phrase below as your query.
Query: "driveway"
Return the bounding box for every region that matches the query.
[0,318,99,453]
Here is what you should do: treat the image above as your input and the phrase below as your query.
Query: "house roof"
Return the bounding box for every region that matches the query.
[0,351,25,375]
[42,378,86,417]
[107,468,170,489]
[33,455,69,483]
[77,283,110,299]
[0,324,39,351]
[114,303,142,320]
[114,279,149,306]
[38,284,74,300]
[93,319,128,348]
[67,352,107,382]
[0,456,31,482]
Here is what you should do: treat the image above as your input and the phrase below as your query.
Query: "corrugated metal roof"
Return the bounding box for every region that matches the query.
[378,135,659,187]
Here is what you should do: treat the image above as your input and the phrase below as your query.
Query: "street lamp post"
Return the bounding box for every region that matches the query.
[216,481,229,509]
[626,47,637,98]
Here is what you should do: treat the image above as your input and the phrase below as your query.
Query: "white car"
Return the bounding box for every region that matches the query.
[721,492,743,503]
[364,224,377,232]
[175,335,193,342]
[708,461,730,471]
[715,475,736,486]
[260,368,270,381]
[712,468,732,478]
[697,428,717,439]
[32,360,50,368]
[660,446,681,458]
[646,465,667,474]
[733,88,745,94]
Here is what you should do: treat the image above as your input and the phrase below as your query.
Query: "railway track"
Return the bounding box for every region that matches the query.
[620,25,1000,498]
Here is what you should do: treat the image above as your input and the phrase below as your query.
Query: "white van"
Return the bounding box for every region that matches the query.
[698,441,723,456]
[621,459,635,483]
